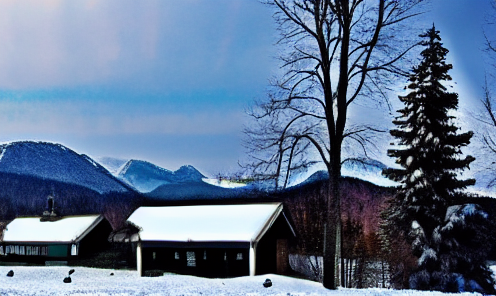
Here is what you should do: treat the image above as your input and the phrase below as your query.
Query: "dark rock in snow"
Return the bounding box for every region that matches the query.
[6,270,13,277]
[263,278,272,288]
[68,269,75,275]
[63,276,71,283]
[110,273,114,276]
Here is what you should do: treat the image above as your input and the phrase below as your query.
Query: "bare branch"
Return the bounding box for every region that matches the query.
[244,1,424,286]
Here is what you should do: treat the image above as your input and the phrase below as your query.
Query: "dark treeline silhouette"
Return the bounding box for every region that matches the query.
[0,172,141,229]
[0,164,494,289]
[278,174,496,288]
[280,175,393,287]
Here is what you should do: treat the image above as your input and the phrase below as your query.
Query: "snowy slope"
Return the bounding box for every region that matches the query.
[117,157,394,199]
[117,159,206,193]
[0,266,490,296]
[341,158,398,187]
[145,181,250,201]
[0,141,130,194]
[203,178,248,188]
[288,158,396,188]
[95,157,128,175]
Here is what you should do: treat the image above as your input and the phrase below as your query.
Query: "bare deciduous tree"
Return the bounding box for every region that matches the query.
[244,0,423,289]
[476,0,496,186]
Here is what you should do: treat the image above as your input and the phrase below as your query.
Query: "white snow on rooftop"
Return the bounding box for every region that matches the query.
[128,203,283,243]
[3,215,101,242]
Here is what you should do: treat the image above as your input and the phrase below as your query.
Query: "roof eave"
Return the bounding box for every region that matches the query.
[73,215,104,243]
[252,202,284,244]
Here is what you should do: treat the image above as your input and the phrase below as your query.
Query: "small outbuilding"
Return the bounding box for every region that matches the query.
[1,215,112,261]
[128,203,295,277]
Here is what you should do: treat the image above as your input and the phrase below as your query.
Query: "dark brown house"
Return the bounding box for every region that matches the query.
[1,215,112,261]
[127,203,295,277]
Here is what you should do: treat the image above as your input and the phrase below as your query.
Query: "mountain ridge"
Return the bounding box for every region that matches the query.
[0,141,140,222]
[116,159,206,193]
[0,141,134,194]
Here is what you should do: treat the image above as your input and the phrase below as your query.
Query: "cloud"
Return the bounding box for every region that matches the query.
[0,0,276,93]
[0,0,164,89]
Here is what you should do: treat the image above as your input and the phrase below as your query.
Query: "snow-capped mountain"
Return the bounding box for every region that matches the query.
[96,156,128,175]
[115,156,395,198]
[0,141,131,194]
[341,158,398,187]
[287,158,396,188]
[116,159,206,193]
[0,141,140,220]
[112,159,262,200]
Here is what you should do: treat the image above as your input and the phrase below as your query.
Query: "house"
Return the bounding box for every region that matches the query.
[0,215,112,261]
[127,203,296,277]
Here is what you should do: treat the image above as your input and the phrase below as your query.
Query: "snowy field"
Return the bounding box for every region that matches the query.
[0,266,492,296]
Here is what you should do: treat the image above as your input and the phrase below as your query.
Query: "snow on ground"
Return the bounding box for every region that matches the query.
[203,178,247,189]
[0,266,489,296]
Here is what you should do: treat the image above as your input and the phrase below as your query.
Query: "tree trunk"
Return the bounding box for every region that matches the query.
[323,170,341,289]
[340,222,345,287]
[349,259,353,288]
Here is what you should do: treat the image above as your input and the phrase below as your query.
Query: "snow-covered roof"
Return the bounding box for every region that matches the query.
[128,203,289,243]
[3,215,103,243]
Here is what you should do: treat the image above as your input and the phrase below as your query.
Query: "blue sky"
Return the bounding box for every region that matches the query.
[0,0,493,176]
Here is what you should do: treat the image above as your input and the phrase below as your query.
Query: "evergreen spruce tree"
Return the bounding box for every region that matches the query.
[383,25,494,293]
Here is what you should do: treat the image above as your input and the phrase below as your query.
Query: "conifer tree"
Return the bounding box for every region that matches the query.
[383,25,494,293]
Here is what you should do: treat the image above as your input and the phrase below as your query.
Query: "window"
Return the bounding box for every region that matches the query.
[236,253,243,260]
[71,244,78,256]
[174,252,180,260]
[203,250,207,260]
[224,252,227,261]
[152,252,156,260]
[186,251,196,267]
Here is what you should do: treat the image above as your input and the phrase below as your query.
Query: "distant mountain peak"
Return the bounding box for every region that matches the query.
[0,141,131,194]
[95,156,128,175]
[287,158,395,188]
[119,159,173,176]
[116,160,206,193]
[176,165,206,180]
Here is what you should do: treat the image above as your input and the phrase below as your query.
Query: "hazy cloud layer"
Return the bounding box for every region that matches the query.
[0,0,275,91]
[0,100,245,136]
[0,0,490,175]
